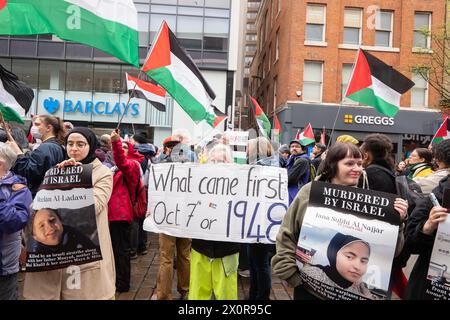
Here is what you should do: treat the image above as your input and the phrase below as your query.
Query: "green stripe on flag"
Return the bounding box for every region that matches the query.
[146,67,208,123]
[0,0,139,66]
[0,103,24,124]
[347,87,399,117]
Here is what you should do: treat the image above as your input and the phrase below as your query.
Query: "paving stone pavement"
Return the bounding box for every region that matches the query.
[115,233,294,300]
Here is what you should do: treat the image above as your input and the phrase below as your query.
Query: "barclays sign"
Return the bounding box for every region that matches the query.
[43,97,141,116]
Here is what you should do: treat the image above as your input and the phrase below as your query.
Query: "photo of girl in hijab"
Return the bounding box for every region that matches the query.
[301,232,381,300]
[29,208,98,254]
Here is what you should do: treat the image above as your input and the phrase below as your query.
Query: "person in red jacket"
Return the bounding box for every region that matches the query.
[108,129,144,293]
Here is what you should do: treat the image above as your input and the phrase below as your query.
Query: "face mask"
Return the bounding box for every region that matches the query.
[30,126,42,140]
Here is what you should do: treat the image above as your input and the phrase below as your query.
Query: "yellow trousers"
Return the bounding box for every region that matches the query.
[188,249,238,300]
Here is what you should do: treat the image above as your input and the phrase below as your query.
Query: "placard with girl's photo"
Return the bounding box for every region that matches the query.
[296,181,401,300]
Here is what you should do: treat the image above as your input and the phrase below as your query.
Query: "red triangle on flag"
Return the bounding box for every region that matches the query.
[345,50,373,97]
[274,113,281,132]
[142,21,171,72]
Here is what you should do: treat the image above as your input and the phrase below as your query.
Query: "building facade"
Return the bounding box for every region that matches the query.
[0,0,242,145]
[249,0,447,159]
[235,0,261,131]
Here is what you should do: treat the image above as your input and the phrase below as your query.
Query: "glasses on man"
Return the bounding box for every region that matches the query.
[67,142,88,149]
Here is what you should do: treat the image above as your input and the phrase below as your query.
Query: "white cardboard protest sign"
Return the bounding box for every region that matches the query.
[143,163,288,244]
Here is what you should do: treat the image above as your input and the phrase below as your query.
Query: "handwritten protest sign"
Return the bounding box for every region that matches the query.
[143,163,288,244]
[25,164,101,272]
[296,182,400,300]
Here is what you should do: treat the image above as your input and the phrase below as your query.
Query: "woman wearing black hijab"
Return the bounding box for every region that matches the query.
[301,233,376,299]
[272,143,408,300]
[24,127,116,300]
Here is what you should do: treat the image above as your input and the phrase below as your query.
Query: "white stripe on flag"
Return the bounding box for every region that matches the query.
[64,0,138,30]
[126,78,166,105]
[167,53,213,109]
[0,79,24,116]
[371,76,401,107]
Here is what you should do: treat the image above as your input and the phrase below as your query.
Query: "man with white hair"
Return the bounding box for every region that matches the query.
[0,142,32,300]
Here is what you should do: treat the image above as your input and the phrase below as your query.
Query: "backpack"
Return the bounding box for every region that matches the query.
[131,177,148,219]
[122,164,148,219]
[367,164,424,213]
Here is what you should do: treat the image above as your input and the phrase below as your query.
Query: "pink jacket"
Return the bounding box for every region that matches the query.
[108,140,144,223]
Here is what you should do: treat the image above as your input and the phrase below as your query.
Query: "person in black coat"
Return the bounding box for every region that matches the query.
[359,134,411,298]
[8,115,66,197]
[404,175,450,299]
[359,133,397,194]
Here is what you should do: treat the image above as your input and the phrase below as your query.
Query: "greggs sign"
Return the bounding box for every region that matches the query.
[344,114,395,126]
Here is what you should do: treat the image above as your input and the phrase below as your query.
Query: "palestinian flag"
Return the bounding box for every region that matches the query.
[126,73,166,112]
[206,105,227,128]
[272,113,281,143]
[0,0,139,66]
[249,96,270,138]
[142,21,216,126]
[431,118,450,145]
[299,123,315,146]
[0,64,33,124]
[345,49,415,117]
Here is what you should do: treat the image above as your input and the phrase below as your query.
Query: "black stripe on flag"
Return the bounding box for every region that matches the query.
[362,50,415,94]
[0,64,34,113]
[129,90,166,112]
[167,28,216,101]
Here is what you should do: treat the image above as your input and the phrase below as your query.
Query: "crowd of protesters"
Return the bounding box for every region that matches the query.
[0,115,449,301]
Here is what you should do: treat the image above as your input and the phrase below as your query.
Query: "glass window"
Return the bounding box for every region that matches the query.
[411,73,428,107]
[178,6,203,16]
[150,14,176,45]
[150,5,177,14]
[306,4,325,42]
[414,13,431,48]
[343,8,361,45]
[94,64,121,93]
[10,40,37,57]
[138,13,150,47]
[11,59,39,89]
[179,0,204,6]
[303,61,323,102]
[38,42,65,58]
[0,39,8,56]
[177,16,203,50]
[205,8,229,17]
[66,62,94,92]
[341,64,357,104]
[202,51,227,67]
[0,58,11,70]
[375,11,392,47]
[204,0,230,9]
[66,43,93,59]
[203,18,229,51]
[39,60,66,90]
[151,0,176,4]
[135,3,150,12]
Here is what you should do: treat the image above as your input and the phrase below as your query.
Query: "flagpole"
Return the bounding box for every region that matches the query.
[116,70,143,130]
[117,22,165,131]
[328,47,362,149]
